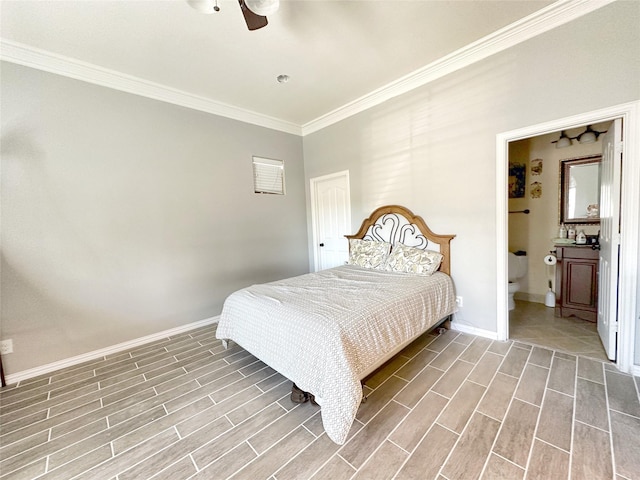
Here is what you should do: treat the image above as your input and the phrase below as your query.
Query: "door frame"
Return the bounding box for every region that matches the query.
[496,101,640,374]
[310,170,351,272]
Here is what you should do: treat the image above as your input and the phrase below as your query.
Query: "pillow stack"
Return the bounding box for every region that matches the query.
[348,239,443,276]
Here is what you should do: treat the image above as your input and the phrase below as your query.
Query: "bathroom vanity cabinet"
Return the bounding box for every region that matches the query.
[554,246,599,322]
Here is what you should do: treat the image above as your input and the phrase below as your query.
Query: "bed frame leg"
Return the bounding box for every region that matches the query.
[437,316,452,334]
[361,382,368,403]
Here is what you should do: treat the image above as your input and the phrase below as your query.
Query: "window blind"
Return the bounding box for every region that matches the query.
[253,157,285,195]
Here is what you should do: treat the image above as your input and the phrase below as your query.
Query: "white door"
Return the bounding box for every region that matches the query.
[310,171,351,271]
[598,118,622,361]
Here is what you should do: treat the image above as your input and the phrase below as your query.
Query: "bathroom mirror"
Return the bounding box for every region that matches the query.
[559,155,601,225]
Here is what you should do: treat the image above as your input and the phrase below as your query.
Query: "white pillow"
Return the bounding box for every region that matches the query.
[384,243,443,276]
[348,239,391,269]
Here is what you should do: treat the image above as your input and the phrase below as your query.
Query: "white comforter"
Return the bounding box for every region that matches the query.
[215,265,456,444]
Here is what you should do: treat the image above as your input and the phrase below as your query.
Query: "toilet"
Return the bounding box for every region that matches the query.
[508,251,528,310]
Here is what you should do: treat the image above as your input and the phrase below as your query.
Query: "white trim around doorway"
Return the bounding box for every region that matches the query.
[496,101,640,374]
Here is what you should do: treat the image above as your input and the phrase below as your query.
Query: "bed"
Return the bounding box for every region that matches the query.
[215,205,457,444]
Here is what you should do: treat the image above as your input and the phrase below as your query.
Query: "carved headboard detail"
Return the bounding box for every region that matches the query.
[345,205,455,275]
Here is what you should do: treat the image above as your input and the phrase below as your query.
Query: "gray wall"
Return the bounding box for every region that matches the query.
[303,2,640,338]
[1,63,308,374]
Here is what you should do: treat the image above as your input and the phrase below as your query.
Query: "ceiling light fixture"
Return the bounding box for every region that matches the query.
[186,0,219,14]
[245,0,279,16]
[187,0,277,30]
[551,125,607,148]
[276,74,290,84]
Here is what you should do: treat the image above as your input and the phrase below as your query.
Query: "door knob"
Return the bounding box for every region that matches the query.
[319,243,325,247]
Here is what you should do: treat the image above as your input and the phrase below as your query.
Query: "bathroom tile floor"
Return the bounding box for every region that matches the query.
[509,300,609,362]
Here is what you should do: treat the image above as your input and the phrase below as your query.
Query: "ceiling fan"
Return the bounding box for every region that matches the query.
[187,0,279,31]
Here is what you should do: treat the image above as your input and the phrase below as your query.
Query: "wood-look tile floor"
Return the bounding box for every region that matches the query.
[509,300,609,361]
[1,323,639,480]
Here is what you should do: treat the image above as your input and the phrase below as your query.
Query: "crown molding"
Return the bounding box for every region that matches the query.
[301,0,616,136]
[0,40,302,136]
[0,0,613,138]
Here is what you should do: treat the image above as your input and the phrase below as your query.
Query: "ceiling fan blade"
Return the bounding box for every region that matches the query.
[238,0,268,30]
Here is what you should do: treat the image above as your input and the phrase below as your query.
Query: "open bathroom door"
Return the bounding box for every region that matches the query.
[597,118,622,361]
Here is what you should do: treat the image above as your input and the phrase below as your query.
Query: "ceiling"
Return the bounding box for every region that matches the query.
[2,0,590,134]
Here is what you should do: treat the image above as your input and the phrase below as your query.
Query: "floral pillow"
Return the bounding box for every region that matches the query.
[384,243,443,276]
[348,239,391,269]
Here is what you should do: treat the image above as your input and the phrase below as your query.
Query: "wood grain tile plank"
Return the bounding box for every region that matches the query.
[190,442,257,480]
[357,375,408,423]
[487,341,512,356]
[476,373,518,422]
[571,421,613,480]
[229,427,315,480]
[274,433,342,480]
[389,391,448,452]
[514,364,549,406]
[39,445,113,480]
[49,408,165,470]
[481,453,525,480]
[577,356,605,384]
[459,337,492,364]
[423,330,458,353]
[117,416,233,480]
[498,346,530,379]
[364,354,412,389]
[610,410,640,480]
[441,412,501,480]
[429,342,467,371]
[431,360,475,399]
[605,370,640,418]
[248,403,319,455]
[437,381,486,433]
[536,389,573,451]
[395,423,458,480]
[352,440,408,480]
[547,356,577,396]
[394,348,438,381]
[394,366,444,408]
[467,352,503,387]
[492,399,539,467]
[308,455,356,480]
[525,440,569,480]
[150,456,197,480]
[527,346,553,368]
[339,401,409,469]
[575,378,609,431]
[191,403,286,469]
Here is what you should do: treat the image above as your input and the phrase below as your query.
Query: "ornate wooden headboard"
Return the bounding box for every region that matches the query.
[345,205,455,275]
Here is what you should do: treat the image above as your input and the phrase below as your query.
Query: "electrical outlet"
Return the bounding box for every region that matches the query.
[0,339,13,355]
[455,296,463,308]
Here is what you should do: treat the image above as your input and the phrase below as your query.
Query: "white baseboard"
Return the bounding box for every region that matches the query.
[5,316,219,386]
[514,292,545,304]
[450,321,498,341]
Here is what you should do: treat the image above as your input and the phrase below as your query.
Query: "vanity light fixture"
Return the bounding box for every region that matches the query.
[552,125,607,148]
[554,131,572,148]
[575,125,603,144]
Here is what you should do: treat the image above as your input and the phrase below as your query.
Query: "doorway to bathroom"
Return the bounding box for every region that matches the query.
[496,102,640,374]
[507,122,610,361]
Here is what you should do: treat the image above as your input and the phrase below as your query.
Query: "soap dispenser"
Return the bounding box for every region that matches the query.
[558,224,567,239]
